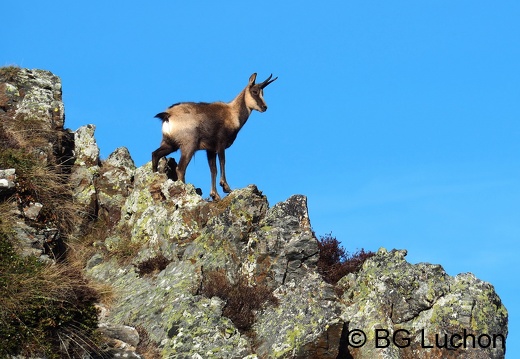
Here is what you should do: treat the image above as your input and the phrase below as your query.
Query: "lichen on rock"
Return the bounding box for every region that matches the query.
[340,248,507,359]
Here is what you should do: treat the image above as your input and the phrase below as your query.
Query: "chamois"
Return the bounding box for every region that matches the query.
[152,73,277,200]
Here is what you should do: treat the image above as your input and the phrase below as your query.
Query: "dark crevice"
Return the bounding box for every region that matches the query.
[337,321,354,359]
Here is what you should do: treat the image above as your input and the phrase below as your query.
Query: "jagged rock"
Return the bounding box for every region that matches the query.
[0,68,64,130]
[182,185,271,276]
[9,215,64,261]
[183,189,319,287]
[73,124,100,167]
[0,68,73,168]
[0,168,16,197]
[98,323,140,347]
[253,194,319,285]
[88,163,508,358]
[96,146,136,227]
[104,145,136,169]
[70,124,100,224]
[22,201,43,220]
[254,271,343,358]
[339,248,508,359]
[112,163,207,264]
[88,171,334,357]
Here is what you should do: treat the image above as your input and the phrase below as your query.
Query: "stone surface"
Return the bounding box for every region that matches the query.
[0,68,64,130]
[0,168,16,197]
[254,271,343,358]
[22,202,43,220]
[339,248,507,359]
[96,146,136,227]
[70,124,100,225]
[0,68,74,168]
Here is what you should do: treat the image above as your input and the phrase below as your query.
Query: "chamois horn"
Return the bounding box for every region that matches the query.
[259,74,278,89]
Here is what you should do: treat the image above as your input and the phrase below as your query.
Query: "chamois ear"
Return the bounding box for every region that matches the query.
[248,73,257,86]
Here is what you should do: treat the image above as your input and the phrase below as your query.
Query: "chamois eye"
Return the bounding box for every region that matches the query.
[251,89,259,95]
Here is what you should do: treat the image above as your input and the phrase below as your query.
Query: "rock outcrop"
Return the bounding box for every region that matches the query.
[0,68,508,358]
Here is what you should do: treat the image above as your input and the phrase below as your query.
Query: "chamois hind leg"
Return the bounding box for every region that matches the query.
[206,150,221,201]
[152,141,177,172]
[218,150,232,193]
[176,144,196,183]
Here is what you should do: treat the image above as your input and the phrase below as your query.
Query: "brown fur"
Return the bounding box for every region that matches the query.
[152,73,277,200]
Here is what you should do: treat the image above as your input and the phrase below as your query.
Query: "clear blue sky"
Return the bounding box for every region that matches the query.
[4,1,519,356]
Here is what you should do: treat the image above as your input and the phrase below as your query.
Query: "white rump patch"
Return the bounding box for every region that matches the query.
[162,120,174,135]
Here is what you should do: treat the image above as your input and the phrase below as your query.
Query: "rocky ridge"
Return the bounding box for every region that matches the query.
[0,68,508,358]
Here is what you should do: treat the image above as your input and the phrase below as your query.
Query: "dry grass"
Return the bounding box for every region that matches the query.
[64,217,116,306]
[1,112,81,238]
[0,232,102,358]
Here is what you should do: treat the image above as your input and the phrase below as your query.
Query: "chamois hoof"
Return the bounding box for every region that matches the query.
[220,183,232,194]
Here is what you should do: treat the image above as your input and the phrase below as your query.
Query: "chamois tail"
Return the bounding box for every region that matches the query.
[154,112,170,122]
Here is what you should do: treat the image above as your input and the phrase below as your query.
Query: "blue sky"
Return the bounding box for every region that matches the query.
[3,1,519,356]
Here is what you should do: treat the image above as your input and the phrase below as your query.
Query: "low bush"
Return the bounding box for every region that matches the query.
[200,270,278,332]
[0,65,21,82]
[317,233,375,285]
[137,254,171,277]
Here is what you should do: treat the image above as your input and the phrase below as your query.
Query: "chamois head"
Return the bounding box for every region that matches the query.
[245,73,278,112]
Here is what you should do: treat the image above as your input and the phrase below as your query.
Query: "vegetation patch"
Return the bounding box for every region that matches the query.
[135,325,162,359]
[1,113,78,237]
[105,225,142,265]
[200,270,278,333]
[0,65,21,82]
[0,226,101,358]
[317,233,375,285]
[137,253,171,277]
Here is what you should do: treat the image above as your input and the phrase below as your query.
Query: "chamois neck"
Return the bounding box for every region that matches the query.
[229,90,252,128]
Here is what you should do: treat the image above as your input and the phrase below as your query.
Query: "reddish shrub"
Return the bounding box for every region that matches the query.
[317,233,375,284]
[136,254,171,277]
[200,270,278,332]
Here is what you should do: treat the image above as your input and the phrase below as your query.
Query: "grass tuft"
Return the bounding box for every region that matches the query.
[0,228,101,358]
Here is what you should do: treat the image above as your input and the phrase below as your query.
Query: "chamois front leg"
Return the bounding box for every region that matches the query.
[218,150,232,193]
[206,150,221,201]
